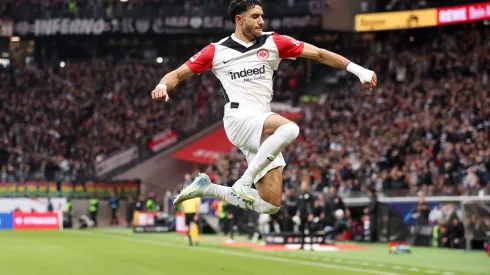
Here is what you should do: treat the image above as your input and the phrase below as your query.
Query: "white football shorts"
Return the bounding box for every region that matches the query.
[223,102,286,185]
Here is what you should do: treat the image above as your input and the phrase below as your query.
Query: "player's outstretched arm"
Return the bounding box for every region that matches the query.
[299,42,377,89]
[151,63,195,101]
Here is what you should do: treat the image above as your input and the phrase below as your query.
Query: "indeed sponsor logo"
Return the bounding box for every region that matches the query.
[229,65,266,82]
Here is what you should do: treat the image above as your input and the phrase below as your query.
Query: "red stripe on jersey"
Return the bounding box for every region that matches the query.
[185,44,215,74]
[272,32,304,59]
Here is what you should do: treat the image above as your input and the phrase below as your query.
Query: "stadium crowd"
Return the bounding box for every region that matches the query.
[0,56,222,181]
[0,0,311,19]
[377,0,485,11]
[2,0,485,18]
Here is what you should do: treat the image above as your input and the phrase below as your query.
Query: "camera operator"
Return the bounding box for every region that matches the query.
[296,181,315,250]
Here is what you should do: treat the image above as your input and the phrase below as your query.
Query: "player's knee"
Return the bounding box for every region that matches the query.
[258,198,281,214]
[262,204,280,215]
[277,123,300,144]
[264,206,280,215]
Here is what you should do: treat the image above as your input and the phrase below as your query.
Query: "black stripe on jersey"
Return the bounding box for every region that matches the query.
[219,81,230,103]
[220,34,272,53]
[222,87,230,103]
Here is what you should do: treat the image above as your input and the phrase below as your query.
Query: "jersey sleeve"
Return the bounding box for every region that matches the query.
[272,32,305,59]
[185,44,215,74]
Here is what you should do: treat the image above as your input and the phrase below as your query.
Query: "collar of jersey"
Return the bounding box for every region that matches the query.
[230,34,256,48]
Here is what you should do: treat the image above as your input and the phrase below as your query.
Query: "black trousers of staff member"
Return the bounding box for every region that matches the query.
[110,208,119,225]
[185,212,196,246]
[90,211,98,227]
[299,215,313,250]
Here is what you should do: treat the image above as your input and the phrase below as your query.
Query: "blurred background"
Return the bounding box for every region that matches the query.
[0,0,489,256]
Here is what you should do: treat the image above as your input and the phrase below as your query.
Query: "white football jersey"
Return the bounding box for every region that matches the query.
[185,32,305,112]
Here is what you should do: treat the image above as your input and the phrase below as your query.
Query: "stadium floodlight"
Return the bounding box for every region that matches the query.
[156,57,163,64]
[120,0,128,2]
[10,36,20,42]
[60,61,66,68]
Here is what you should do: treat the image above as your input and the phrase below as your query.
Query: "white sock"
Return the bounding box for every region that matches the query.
[241,123,299,183]
[203,184,279,214]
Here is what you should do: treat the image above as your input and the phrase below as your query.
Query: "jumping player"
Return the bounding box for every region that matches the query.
[151,0,377,215]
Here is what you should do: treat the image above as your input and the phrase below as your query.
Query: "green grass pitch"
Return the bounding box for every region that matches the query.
[0,229,489,275]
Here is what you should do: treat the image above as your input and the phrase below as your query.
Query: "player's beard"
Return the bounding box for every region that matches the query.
[244,23,261,39]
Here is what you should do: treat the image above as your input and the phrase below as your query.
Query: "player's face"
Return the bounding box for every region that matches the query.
[239,5,264,38]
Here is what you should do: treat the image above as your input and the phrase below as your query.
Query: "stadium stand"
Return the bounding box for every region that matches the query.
[376,0,486,11]
[0,0,316,19]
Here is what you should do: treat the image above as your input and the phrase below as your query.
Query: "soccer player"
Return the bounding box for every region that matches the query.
[151,0,377,215]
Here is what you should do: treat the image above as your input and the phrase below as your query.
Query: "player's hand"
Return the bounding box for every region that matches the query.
[151,83,169,101]
[361,71,377,90]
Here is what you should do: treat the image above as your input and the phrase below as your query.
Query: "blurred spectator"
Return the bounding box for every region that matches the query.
[126,196,135,228]
[412,194,430,226]
[109,191,119,225]
[324,185,346,225]
[466,214,489,250]
[367,189,379,241]
[325,208,348,241]
[296,181,315,250]
[449,216,465,249]
[438,224,450,248]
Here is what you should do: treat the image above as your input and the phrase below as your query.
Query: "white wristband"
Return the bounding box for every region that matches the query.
[346,62,364,77]
[156,83,167,90]
[346,62,373,83]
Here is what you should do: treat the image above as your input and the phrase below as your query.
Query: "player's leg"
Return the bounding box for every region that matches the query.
[173,173,278,214]
[174,113,298,213]
[255,166,283,210]
[233,114,299,203]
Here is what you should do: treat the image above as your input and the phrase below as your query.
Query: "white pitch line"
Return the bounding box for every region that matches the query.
[393,266,403,269]
[377,264,386,267]
[425,271,438,274]
[442,272,454,275]
[361,262,372,266]
[68,231,405,275]
[409,268,420,272]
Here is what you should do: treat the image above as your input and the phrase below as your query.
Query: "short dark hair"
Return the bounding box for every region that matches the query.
[228,0,264,23]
